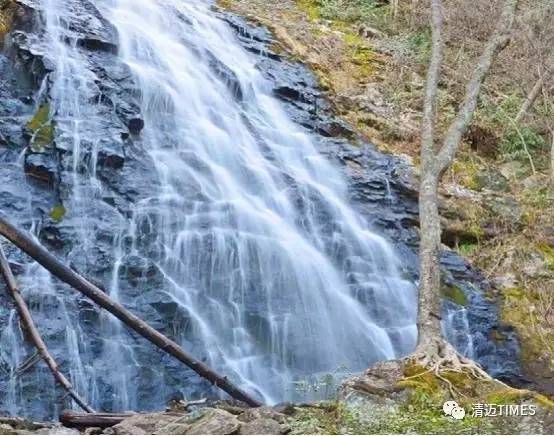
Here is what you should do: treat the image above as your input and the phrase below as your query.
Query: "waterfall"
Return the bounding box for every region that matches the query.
[0,0,419,416]
[106,0,418,403]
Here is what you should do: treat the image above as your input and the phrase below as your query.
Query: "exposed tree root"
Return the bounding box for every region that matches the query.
[403,338,505,398]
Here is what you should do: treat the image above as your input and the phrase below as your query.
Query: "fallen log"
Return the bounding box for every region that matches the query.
[0,217,261,407]
[0,244,95,413]
[60,410,134,429]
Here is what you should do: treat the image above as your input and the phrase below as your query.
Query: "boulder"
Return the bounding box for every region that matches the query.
[238,406,287,424]
[111,412,183,435]
[111,409,241,435]
[24,153,57,184]
[472,169,509,192]
[128,118,145,134]
[239,418,284,435]
[181,409,240,435]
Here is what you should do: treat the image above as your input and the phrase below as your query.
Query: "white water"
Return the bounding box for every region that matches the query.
[105,0,417,403]
[0,0,418,414]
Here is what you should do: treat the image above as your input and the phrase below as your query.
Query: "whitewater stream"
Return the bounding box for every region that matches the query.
[0,0,518,419]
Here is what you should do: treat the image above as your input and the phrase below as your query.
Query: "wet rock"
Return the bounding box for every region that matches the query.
[77,35,118,54]
[128,117,144,134]
[24,152,57,184]
[206,51,244,101]
[273,85,303,102]
[97,144,125,169]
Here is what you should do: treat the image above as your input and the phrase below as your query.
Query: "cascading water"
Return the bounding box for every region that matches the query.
[104,0,418,404]
[0,0,516,420]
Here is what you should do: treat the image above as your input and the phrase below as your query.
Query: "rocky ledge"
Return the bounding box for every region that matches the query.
[3,360,553,435]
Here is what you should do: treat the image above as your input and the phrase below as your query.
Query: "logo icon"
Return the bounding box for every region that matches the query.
[443,401,466,420]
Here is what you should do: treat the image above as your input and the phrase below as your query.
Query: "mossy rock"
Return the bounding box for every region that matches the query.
[27,104,55,151]
[441,283,469,306]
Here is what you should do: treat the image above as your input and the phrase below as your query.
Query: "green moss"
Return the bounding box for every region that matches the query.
[288,403,339,434]
[27,104,55,151]
[486,388,554,410]
[538,244,554,270]
[441,283,469,307]
[296,0,321,21]
[49,205,66,222]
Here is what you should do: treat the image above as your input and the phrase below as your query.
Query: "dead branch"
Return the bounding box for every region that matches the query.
[60,410,134,429]
[0,217,262,407]
[0,243,95,413]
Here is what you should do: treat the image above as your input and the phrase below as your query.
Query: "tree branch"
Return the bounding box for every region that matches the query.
[0,217,262,407]
[421,0,444,173]
[0,243,95,413]
[434,0,519,175]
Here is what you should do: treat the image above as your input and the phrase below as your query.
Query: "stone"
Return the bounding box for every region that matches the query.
[239,418,285,435]
[85,427,103,435]
[472,169,509,192]
[522,253,548,279]
[238,406,287,424]
[498,161,523,180]
[113,409,242,435]
[112,412,182,435]
[182,409,240,435]
[24,153,57,184]
[486,195,523,227]
[128,117,145,134]
[491,273,518,289]
[522,173,545,191]
[0,424,15,435]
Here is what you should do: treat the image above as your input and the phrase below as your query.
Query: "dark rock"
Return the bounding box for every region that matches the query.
[128,117,145,134]
[24,153,57,185]
[77,35,118,54]
[97,144,125,169]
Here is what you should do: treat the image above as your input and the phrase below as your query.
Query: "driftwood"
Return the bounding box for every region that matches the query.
[60,410,133,429]
[0,217,261,407]
[0,243,95,413]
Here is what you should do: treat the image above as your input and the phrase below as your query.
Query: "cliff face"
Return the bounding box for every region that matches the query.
[217,0,554,397]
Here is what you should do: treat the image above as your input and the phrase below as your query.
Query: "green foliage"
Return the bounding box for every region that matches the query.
[499,126,547,161]
[407,30,432,62]
[458,243,478,256]
[27,104,55,151]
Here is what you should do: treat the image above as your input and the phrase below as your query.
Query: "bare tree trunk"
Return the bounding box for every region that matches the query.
[0,244,95,413]
[515,75,546,123]
[416,0,444,352]
[0,217,261,407]
[416,0,519,360]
